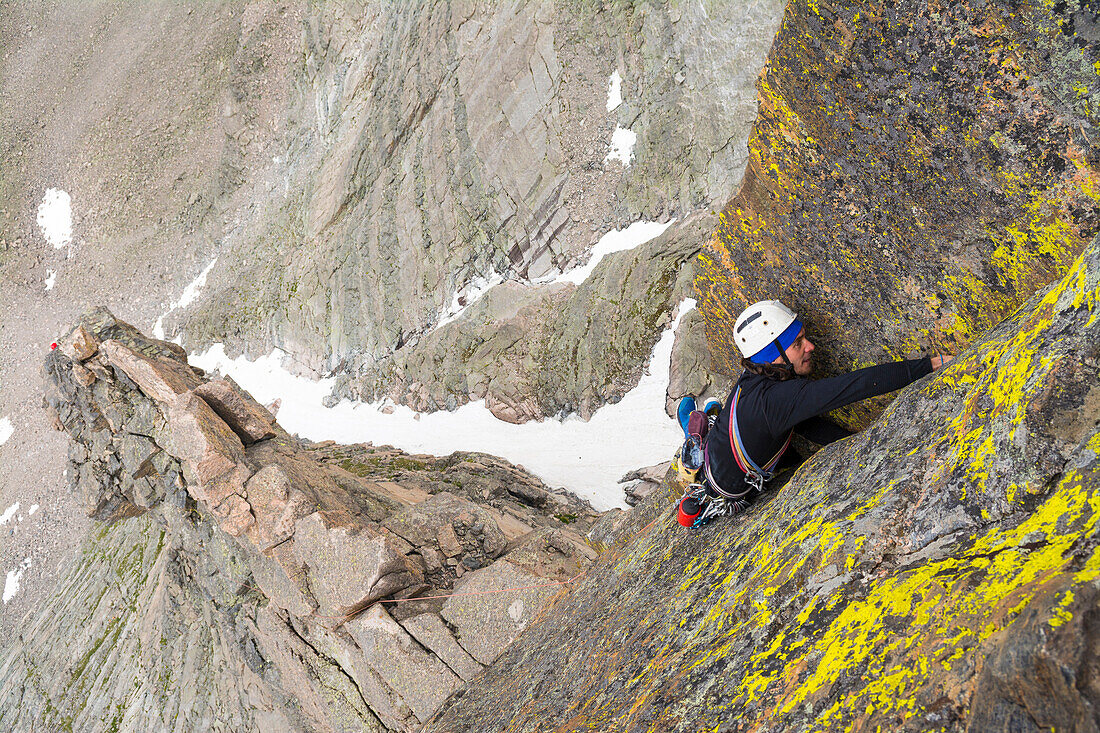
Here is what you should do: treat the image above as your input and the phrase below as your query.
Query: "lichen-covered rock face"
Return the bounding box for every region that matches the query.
[428,238,1100,731]
[1,308,602,732]
[698,0,1100,426]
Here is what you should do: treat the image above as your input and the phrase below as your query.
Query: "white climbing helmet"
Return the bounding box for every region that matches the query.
[734,300,802,362]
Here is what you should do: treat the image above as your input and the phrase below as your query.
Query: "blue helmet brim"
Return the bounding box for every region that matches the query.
[748,319,803,364]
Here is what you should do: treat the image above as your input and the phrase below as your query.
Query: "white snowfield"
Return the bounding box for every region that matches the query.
[0,502,17,526]
[0,417,12,446]
[190,299,695,511]
[437,218,673,331]
[543,219,675,287]
[607,70,623,112]
[154,258,218,340]
[435,269,504,330]
[606,126,637,167]
[37,188,73,252]
[3,558,31,605]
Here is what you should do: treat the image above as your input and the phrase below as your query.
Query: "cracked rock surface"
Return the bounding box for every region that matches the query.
[0,308,599,732]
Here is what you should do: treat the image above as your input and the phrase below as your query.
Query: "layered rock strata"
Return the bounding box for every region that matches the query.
[341,211,725,421]
[169,1,778,417]
[0,308,599,732]
[428,214,1100,732]
[698,0,1100,427]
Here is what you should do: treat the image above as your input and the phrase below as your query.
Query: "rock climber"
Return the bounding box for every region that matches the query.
[681,300,950,526]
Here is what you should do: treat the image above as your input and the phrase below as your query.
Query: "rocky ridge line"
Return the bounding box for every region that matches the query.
[0,307,602,732]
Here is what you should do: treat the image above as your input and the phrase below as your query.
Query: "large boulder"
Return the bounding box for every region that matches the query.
[292,512,427,618]
[441,560,565,666]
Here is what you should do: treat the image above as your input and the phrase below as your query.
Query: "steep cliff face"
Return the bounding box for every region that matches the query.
[167,0,777,417]
[698,0,1100,425]
[0,309,600,732]
[429,230,1100,733]
[0,0,777,432]
[345,211,718,422]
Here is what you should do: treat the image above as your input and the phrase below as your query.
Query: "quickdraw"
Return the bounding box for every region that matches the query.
[677,482,750,529]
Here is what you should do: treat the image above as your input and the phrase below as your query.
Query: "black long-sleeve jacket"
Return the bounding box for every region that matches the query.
[703,358,933,497]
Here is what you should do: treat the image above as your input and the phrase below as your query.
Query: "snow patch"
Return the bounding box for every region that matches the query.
[44,269,57,291]
[606,70,623,112]
[435,270,505,330]
[154,258,218,339]
[0,417,12,445]
[541,220,675,287]
[176,259,218,309]
[605,126,637,167]
[37,188,73,252]
[28,504,39,516]
[189,300,696,511]
[3,558,31,604]
[0,503,17,525]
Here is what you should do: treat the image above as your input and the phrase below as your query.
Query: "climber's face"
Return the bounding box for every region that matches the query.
[779,328,814,375]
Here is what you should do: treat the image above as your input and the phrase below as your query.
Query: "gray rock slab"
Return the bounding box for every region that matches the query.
[441,560,560,665]
[248,542,317,618]
[344,605,461,724]
[292,512,424,616]
[400,612,484,683]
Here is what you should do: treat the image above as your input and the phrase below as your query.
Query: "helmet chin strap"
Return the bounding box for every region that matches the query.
[773,339,795,372]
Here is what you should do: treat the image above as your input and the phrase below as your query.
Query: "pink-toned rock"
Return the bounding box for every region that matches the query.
[343,605,461,724]
[100,340,202,403]
[292,512,425,617]
[217,494,255,537]
[71,362,96,386]
[163,392,249,507]
[484,392,540,424]
[383,493,507,559]
[437,524,463,558]
[400,612,484,683]
[194,376,276,444]
[245,465,317,549]
[370,480,430,507]
[60,325,99,361]
[441,560,561,665]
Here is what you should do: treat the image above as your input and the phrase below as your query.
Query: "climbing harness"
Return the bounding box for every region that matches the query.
[674,407,751,529]
[723,385,791,494]
[674,387,791,529]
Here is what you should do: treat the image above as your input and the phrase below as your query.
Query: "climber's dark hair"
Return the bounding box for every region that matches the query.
[741,357,797,381]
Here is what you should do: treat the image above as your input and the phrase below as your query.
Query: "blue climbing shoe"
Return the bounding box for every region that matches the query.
[677,395,697,439]
[703,398,722,418]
